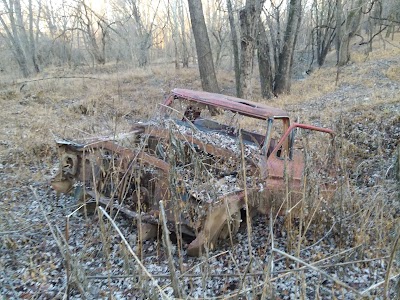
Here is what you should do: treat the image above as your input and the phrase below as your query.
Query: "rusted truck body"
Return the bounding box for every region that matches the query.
[52,88,336,256]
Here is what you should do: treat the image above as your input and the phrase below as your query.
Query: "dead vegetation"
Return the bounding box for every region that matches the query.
[0,35,399,299]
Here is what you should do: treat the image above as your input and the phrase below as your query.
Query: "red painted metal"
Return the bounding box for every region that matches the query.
[167,88,289,120]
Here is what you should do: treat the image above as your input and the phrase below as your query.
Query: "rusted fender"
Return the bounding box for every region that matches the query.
[187,191,245,256]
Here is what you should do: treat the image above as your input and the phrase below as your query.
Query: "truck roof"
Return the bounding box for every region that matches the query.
[169,88,289,120]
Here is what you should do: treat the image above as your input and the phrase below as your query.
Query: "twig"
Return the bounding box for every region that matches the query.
[219,244,377,298]
[383,229,400,298]
[61,283,68,300]
[384,39,400,49]
[185,251,229,278]
[272,248,363,297]
[64,202,88,297]
[260,211,275,300]
[161,251,230,291]
[318,256,388,269]
[1,270,19,299]
[0,229,31,235]
[235,257,253,298]
[30,187,87,299]
[54,225,87,299]
[358,26,388,45]
[86,191,159,224]
[15,76,103,86]
[299,221,336,252]
[208,248,381,300]
[159,200,182,298]
[361,273,400,296]
[239,128,253,260]
[228,251,241,276]
[85,269,311,280]
[0,188,18,195]
[85,255,388,280]
[98,206,168,299]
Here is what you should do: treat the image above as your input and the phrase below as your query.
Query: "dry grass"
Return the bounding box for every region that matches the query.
[0,64,235,182]
[386,65,400,82]
[0,32,399,299]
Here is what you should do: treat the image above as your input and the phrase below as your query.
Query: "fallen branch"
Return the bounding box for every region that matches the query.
[383,229,400,298]
[98,206,168,299]
[159,200,182,298]
[31,187,88,299]
[16,75,103,86]
[357,26,388,45]
[272,248,363,297]
[17,76,104,92]
[361,273,400,296]
[85,255,388,280]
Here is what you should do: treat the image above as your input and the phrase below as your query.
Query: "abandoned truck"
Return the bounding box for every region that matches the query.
[51,88,337,256]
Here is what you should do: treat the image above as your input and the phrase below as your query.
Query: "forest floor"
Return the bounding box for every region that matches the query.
[0,35,399,299]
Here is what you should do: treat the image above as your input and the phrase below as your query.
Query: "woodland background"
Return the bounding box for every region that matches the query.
[1,0,399,97]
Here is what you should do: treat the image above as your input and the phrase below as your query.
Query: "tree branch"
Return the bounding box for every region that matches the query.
[357,25,387,45]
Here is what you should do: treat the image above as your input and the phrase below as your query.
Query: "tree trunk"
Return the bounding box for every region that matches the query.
[29,0,40,73]
[338,34,351,66]
[227,0,240,97]
[130,0,150,67]
[137,36,150,67]
[14,0,30,60]
[313,0,336,67]
[179,0,189,68]
[0,17,30,77]
[238,0,264,99]
[0,0,30,77]
[337,0,363,66]
[171,1,180,69]
[257,18,273,99]
[187,0,219,93]
[335,0,342,63]
[274,0,302,95]
[79,1,106,65]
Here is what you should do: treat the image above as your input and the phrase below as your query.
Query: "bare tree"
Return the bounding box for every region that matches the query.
[206,1,229,69]
[311,0,337,67]
[187,0,219,93]
[274,0,302,94]
[42,0,57,39]
[227,0,240,96]
[337,0,364,66]
[110,0,161,67]
[0,0,40,77]
[129,0,151,67]
[335,0,342,63]
[74,0,107,65]
[383,0,400,39]
[211,21,229,69]
[257,17,273,99]
[168,0,190,69]
[179,0,189,68]
[168,1,180,69]
[357,1,386,53]
[28,0,40,73]
[1,0,396,81]
[238,0,264,99]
